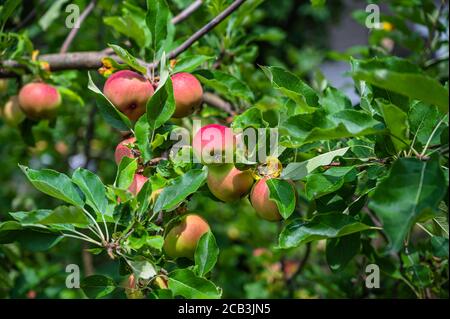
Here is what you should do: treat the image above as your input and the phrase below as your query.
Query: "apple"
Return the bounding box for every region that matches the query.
[1,95,25,126]
[163,214,210,259]
[18,82,61,119]
[103,70,154,121]
[171,72,203,118]
[207,164,254,202]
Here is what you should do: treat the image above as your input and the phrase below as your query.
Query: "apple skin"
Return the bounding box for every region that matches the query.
[129,174,148,196]
[193,124,235,164]
[163,214,210,259]
[1,95,25,126]
[103,70,154,121]
[18,82,61,120]
[171,73,203,118]
[250,177,296,222]
[207,164,254,202]
[115,137,137,165]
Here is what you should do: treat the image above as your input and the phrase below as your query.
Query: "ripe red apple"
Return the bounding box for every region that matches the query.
[128,174,148,196]
[207,164,254,202]
[18,82,61,120]
[103,70,154,121]
[1,95,25,126]
[114,137,137,164]
[171,72,203,118]
[250,177,296,222]
[163,214,210,259]
[193,124,235,164]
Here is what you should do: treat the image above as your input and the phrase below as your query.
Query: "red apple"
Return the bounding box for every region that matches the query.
[103,70,154,121]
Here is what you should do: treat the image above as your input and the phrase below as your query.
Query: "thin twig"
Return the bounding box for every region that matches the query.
[202,92,235,114]
[171,0,203,25]
[166,0,246,61]
[60,0,98,54]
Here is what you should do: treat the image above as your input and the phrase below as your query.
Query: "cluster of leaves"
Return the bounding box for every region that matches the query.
[0,0,449,299]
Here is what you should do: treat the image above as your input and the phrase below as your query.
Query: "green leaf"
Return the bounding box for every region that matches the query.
[19,165,84,207]
[108,44,147,74]
[266,179,296,219]
[194,69,254,102]
[431,237,449,258]
[173,55,214,73]
[137,179,152,216]
[168,269,221,299]
[128,260,157,280]
[305,166,357,200]
[57,86,85,107]
[81,275,116,299]
[260,65,319,110]
[194,232,219,277]
[154,168,207,212]
[38,0,69,31]
[40,206,90,227]
[278,213,373,249]
[72,168,108,215]
[0,222,63,251]
[134,115,151,162]
[351,57,449,114]
[369,157,447,252]
[146,0,170,53]
[378,100,410,152]
[326,233,360,272]
[321,86,352,114]
[409,102,444,146]
[281,147,349,180]
[280,109,383,148]
[87,72,132,131]
[147,77,175,134]
[231,107,268,129]
[104,6,151,48]
[114,157,138,190]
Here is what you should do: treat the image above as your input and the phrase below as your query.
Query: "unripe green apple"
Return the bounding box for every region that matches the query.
[114,137,137,164]
[103,70,154,121]
[207,164,254,202]
[193,124,235,164]
[171,72,203,118]
[250,177,296,222]
[1,95,25,126]
[163,214,210,259]
[18,82,61,120]
[128,174,148,196]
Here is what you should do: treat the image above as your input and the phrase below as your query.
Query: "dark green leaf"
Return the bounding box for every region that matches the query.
[146,0,170,52]
[369,157,447,252]
[114,157,138,190]
[278,213,373,249]
[194,232,219,277]
[352,57,449,114]
[168,269,221,299]
[81,275,116,299]
[266,179,296,219]
[326,233,361,272]
[260,65,319,110]
[154,168,207,212]
[87,72,132,131]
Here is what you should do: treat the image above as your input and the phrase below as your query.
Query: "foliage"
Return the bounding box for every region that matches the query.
[0,0,448,299]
